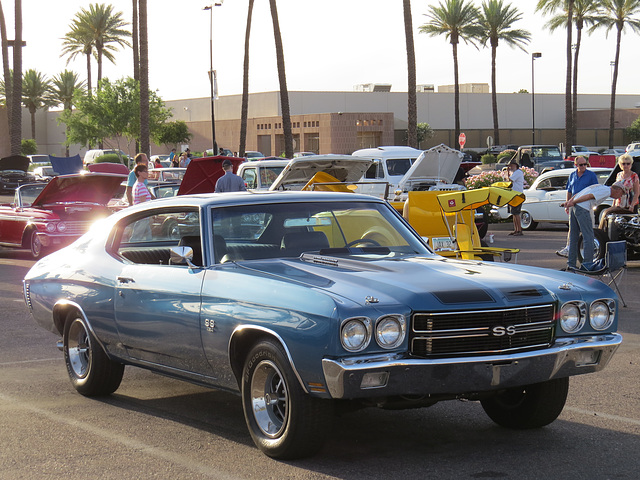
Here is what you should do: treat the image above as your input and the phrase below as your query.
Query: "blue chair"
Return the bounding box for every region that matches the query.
[571,241,627,307]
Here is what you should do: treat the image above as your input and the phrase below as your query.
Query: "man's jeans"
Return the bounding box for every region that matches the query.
[568,206,594,268]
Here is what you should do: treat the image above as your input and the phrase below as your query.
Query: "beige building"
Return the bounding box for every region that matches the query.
[11,86,640,159]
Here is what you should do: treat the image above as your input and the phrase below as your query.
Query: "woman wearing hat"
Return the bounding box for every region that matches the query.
[507,159,525,236]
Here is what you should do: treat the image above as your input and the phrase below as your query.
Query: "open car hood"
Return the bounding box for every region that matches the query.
[269,155,372,190]
[31,172,127,207]
[397,144,462,190]
[178,156,245,195]
[0,155,30,172]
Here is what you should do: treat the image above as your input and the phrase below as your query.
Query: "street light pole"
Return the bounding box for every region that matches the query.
[204,2,223,155]
[531,52,542,145]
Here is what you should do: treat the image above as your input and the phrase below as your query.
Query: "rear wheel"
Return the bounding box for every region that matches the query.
[63,311,124,396]
[481,378,569,429]
[241,340,333,459]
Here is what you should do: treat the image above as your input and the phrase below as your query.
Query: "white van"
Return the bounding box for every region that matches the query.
[83,149,128,165]
[351,146,424,196]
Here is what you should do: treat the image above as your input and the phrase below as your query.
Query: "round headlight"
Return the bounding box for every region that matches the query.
[560,302,585,333]
[341,317,371,352]
[46,223,56,233]
[375,315,406,349]
[590,300,614,330]
[57,222,67,232]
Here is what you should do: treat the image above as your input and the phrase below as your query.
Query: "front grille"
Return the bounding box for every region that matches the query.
[410,304,555,357]
[52,221,91,236]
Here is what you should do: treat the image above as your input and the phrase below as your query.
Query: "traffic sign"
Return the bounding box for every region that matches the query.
[459,133,466,149]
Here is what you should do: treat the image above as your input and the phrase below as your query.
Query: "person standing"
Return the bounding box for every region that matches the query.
[215,159,246,192]
[556,156,599,257]
[507,159,525,236]
[561,181,626,270]
[598,153,640,228]
[179,152,191,168]
[168,148,177,165]
[126,153,155,205]
[132,164,152,204]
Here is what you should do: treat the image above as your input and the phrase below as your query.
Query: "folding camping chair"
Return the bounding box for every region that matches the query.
[570,240,627,307]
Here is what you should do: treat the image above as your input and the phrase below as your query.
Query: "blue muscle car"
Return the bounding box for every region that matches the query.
[23,191,622,459]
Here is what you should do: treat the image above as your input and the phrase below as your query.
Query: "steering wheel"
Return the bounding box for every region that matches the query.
[345,238,382,248]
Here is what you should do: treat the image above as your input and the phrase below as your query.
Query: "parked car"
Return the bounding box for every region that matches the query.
[492,167,613,229]
[27,154,51,166]
[601,148,626,157]
[244,151,265,160]
[352,146,425,194]
[83,149,128,165]
[24,191,621,459]
[597,212,640,261]
[0,155,34,192]
[238,158,289,190]
[571,145,599,158]
[148,167,187,184]
[0,173,125,258]
[32,165,58,181]
[501,145,565,172]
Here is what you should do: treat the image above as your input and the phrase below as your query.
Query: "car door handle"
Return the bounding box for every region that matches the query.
[117,276,135,284]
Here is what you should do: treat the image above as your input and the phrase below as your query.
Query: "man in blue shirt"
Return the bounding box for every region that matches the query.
[215,159,247,192]
[556,156,598,257]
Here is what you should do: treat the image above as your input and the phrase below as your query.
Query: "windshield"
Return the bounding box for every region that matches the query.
[385,158,414,176]
[16,184,46,207]
[211,200,429,262]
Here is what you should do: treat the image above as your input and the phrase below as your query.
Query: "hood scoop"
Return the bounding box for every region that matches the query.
[432,289,494,304]
[502,288,545,301]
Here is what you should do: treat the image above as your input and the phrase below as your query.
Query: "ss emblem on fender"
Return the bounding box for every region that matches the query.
[492,325,516,336]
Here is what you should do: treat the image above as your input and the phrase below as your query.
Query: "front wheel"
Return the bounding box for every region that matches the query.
[63,311,124,396]
[241,340,333,459]
[28,229,45,259]
[481,377,569,429]
[520,211,538,231]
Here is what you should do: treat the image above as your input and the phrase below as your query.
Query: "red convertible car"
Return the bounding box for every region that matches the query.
[0,172,125,258]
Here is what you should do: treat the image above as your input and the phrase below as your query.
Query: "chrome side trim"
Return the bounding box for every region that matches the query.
[229,325,309,394]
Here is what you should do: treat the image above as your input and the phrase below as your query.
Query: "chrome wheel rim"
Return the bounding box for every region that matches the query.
[520,211,532,229]
[30,232,41,257]
[250,360,288,438]
[67,319,91,379]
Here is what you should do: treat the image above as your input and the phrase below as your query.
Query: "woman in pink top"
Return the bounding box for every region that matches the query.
[133,164,152,205]
[598,154,639,228]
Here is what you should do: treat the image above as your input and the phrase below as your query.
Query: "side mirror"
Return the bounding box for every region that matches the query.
[170,245,196,267]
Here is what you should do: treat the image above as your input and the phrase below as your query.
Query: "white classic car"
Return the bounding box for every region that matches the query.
[492,167,613,229]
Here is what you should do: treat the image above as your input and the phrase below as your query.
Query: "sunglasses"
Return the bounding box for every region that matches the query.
[621,162,632,165]
[576,163,588,166]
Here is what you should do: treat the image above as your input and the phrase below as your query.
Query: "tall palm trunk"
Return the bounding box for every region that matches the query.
[490,40,499,145]
[571,19,583,146]
[139,0,149,156]
[85,50,92,94]
[452,37,460,147]
[28,105,35,139]
[10,0,22,155]
[403,0,417,148]
[564,0,573,157]
[239,0,254,157]
[0,2,12,137]
[608,24,622,149]
[132,0,139,82]
[269,0,292,159]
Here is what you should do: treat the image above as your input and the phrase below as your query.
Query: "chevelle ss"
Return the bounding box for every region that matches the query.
[23,191,622,459]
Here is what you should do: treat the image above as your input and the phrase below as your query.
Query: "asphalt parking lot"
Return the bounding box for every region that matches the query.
[0,217,638,479]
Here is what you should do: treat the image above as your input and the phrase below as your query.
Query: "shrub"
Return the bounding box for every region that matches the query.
[96,153,126,164]
[465,167,539,190]
[497,149,516,162]
[21,139,37,155]
[481,154,496,164]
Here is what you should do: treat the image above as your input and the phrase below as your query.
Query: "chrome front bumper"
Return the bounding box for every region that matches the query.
[321,334,622,399]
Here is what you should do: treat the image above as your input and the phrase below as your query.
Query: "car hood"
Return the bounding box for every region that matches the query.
[31,173,127,207]
[178,156,245,195]
[397,144,462,190]
[0,155,30,172]
[238,255,594,310]
[269,155,372,190]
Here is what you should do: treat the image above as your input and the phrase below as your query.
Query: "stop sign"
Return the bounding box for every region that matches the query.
[458,133,466,149]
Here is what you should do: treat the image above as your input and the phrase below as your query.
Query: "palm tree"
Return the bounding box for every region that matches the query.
[269,0,293,159]
[419,0,482,146]
[21,69,54,141]
[565,0,574,156]
[61,22,95,93]
[239,0,255,157]
[403,0,418,148]
[477,0,530,146]
[591,0,640,148]
[138,0,149,156]
[66,3,131,90]
[50,70,85,156]
[11,0,22,155]
[0,2,12,138]
[538,0,598,146]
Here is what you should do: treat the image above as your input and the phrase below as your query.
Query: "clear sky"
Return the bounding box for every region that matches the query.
[7,1,640,102]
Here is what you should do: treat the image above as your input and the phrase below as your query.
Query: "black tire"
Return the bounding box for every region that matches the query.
[63,311,124,396]
[578,229,608,263]
[520,211,538,231]
[481,377,569,429]
[241,340,333,459]
[28,229,45,259]
[475,208,489,239]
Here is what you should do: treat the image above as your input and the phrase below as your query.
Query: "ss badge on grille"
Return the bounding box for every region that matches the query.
[492,325,516,336]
